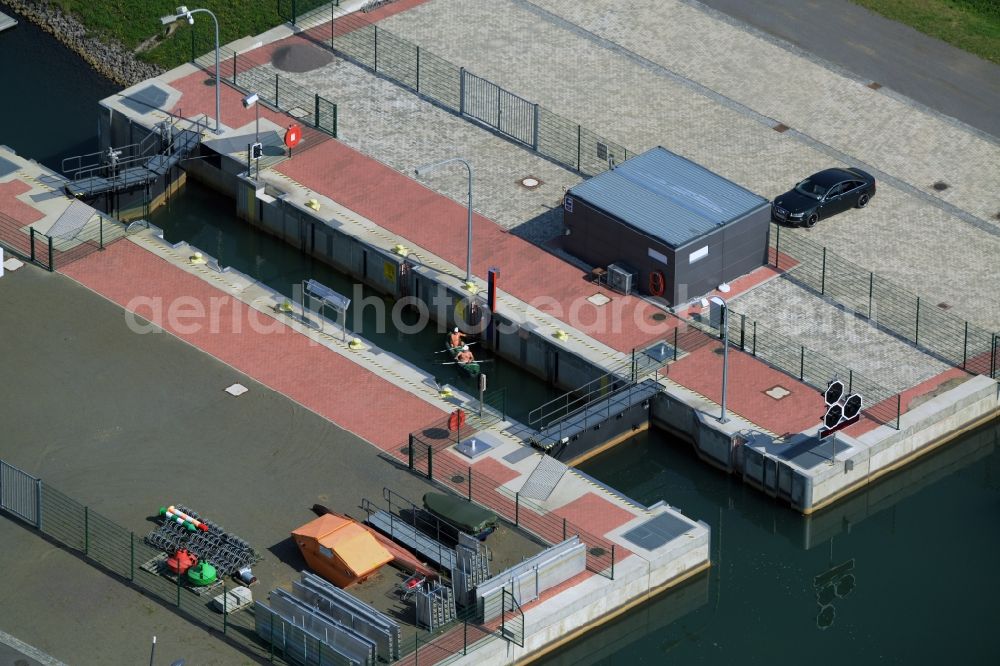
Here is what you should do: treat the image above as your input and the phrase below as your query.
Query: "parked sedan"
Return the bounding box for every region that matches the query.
[772,168,876,227]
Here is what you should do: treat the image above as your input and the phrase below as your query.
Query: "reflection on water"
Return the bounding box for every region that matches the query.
[557,421,999,665]
[148,180,562,421]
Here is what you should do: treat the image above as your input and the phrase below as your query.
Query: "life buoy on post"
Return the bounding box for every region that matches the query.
[649,270,666,297]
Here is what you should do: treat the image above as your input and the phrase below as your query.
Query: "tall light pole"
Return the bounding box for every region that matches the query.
[242,93,260,179]
[161,6,222,134]
[414,157,476,291]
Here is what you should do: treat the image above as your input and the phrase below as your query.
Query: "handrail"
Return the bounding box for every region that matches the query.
[528,359,634,427]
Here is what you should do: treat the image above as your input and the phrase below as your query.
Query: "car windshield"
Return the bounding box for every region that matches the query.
[795,178,829,199]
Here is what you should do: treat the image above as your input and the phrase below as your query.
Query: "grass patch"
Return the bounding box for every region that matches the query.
[49,1,284,69]
[852,0,1000,64]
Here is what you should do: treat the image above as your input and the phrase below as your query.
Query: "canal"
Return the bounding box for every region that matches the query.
[3,12,998,666]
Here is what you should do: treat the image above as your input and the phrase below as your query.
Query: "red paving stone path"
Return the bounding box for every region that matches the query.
[59,241,445,450]
[0,180,44,225]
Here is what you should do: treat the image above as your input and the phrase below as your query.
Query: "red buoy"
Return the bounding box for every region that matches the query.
[284,124,302,149]
[166,548,198,575]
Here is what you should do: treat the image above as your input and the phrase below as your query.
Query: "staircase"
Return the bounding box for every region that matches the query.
[61,114,206,199]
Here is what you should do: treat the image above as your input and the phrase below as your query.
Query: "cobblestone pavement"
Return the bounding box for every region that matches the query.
[372,0,1000,330]
[260,38,579,244]
[729,276,952,393]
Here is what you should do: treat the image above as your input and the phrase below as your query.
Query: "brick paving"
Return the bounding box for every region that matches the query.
[58,241,445,451]
[0,179,43,225]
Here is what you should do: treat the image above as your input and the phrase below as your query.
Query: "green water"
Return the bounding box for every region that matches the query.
[148,179,562,422]
[550,421,1000,665]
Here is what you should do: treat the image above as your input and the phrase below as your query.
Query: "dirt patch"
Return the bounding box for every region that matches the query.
[271,43,334,73]
[908,376,968,410]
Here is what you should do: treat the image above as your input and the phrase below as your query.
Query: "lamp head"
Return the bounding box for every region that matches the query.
[242,93,259,109]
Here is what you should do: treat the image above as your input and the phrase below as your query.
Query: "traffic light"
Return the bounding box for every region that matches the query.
[251,142,263,160]
[843,393,863,420]
[824,379,844,406]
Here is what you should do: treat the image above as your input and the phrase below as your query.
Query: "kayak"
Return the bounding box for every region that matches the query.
[446,341,481,377]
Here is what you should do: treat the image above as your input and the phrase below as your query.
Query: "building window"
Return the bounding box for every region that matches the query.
[689,246,709,264]
[563,196,574,213]
[648,248,668,265]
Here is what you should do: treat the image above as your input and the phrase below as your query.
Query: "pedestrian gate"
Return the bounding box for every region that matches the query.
[461,69,538,149]
[0,460,39,527]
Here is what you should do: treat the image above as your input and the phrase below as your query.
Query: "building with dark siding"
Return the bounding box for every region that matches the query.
[563,147,770,306]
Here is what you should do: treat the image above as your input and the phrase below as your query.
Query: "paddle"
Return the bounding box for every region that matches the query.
[439,360,493,366]
[436,341,479,354]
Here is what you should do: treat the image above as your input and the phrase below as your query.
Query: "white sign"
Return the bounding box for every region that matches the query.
[0,248,4,278]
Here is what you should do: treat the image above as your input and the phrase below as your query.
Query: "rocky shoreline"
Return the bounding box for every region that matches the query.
[2,0,162,86]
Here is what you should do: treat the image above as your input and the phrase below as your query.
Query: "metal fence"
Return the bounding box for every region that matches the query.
[191,36,338,138]
[402,412,618,581]
[771,223,999,379]
[0,211,125,273]
[0,459,299,664]
[289,3,628,176]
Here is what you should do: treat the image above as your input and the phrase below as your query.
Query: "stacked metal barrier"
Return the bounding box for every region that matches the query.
[143,504,260,576]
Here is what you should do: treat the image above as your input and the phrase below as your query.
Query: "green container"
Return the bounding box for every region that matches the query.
[187,562,218,586]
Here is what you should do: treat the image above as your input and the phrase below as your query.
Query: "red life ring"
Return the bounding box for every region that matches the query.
[649,270,666,297]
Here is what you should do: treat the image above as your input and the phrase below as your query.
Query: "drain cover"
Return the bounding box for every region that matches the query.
[650,312,667,321]
[867,81,883,90]
[773,123,790,133]
[765,386,791,400]
[932,181,949,191]
[937,302,951,310]
[587,293,611,306]
[519,176,542,189]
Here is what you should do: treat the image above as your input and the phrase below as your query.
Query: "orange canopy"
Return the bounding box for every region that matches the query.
[292,514,392,587]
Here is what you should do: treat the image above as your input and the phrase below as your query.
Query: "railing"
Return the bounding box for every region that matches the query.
[0,460,276,663]
[771,222,999,379]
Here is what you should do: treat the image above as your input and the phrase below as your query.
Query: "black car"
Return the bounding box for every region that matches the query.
[772,168,876,227]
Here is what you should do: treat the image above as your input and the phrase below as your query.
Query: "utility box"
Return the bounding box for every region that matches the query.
[563,146,771,306]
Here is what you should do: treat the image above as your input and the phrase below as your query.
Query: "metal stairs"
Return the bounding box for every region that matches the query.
[61,114,206,198]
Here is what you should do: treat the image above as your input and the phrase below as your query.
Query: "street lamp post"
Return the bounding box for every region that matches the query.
[414,157,475,290]
[242,93,260,178]
[710,296,730,424]
[161,6,222,134]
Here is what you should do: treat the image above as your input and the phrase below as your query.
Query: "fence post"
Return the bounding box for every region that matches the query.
[176,558,181,606]
[99,216,104,249]
[467,466,472,501]
[752,321,757,356]
[373,25,378,70]
[35,479,42,530]
[532,103,540,150]
[130,531,135,581]
[562,517,567,541]
[233,51,237,83]
[799,345,805,380]
[459,67,466,115]
[275,73,280,107]
[408,434,414,470]
[774,223,780,269]
[515,492,520,527]
[820,247,827,295]
[84,506,89,555]
[30,226,35,262]
[314,94,320,128]
[292,0,297,25]
[223,579,228,635]
[848,369,853,394]
[426,443,433,480]
[611,544,616,579]
[914,297,921,344]
[992,333,998,379]
[463,619,468,655]
[576,124,582,172]
[962,321,969,369]
[868,272,875,319]
[895,394,901,429]
[190,22,195,62]
[739,313,746,351]
[673,326,679,361]
[416,46,420,92]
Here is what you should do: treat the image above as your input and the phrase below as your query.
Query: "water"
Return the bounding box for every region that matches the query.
[5,15,998,665]
[148,180,562,422]
[549,420,1000,665]
[0,7,117,171]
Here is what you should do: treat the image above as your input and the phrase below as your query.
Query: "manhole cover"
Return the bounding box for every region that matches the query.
[203,78,217,86]
[764,386,791,400]
[937,302,951,310]
[588,547,606,557]
[519,176,542,189]
[451,474,465,484]
[400,445,411,455]
[994,212,1000,221]
[932,181,949,191]
[867,81,883,90]
[587,293,611,306]
[650,313,667,321]
[772,123,790,133]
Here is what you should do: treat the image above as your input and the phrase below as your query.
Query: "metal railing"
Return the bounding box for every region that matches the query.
[191,38,338,138]
[0,460,276,663]
[287,2,628,176]
[771,223,999,379]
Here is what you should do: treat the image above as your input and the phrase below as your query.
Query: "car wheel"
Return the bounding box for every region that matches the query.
[856,193,870,208]
[804,213,819,228]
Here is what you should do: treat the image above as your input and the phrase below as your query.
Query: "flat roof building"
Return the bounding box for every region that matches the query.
[563,147,770,306]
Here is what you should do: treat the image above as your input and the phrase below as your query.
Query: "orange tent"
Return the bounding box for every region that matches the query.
[292,514,393,588]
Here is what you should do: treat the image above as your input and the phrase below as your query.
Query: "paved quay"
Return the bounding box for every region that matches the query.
[373,0,1000,330]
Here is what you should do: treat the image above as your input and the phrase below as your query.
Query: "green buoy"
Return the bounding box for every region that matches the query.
[187,562,217,586]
